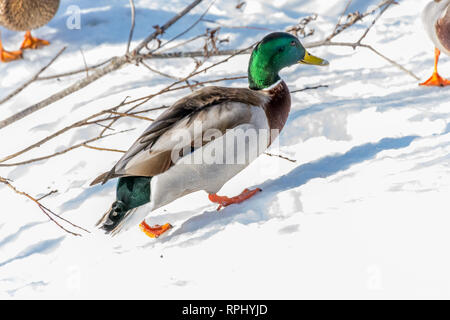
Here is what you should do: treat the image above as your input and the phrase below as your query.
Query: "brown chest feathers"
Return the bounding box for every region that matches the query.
[263,80,291,133]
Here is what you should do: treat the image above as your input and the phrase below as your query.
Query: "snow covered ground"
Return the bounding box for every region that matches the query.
[1,0,449,299]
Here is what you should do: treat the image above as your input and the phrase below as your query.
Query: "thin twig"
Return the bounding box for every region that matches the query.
[356,0,398,45]
[83,145,126,153]
[108,110,154,122]
[36,189,58,201]
[0,47,66,106]
[153,0,216,53]
[322,41,420,80]
[37,58,113,81]
[0,129,134,167]
[291,85,329,93]
[126,0,136,55]
[0,176,86,236]
[140,60,182,80]
[331,0,353,37]
[200,18,275,32]
[79,48,89,77]
[264,152,297,163]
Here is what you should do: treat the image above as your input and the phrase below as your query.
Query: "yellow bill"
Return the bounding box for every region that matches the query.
[299,51,329,66]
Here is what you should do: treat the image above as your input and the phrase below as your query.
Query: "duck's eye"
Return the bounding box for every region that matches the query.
[290,40,297,47]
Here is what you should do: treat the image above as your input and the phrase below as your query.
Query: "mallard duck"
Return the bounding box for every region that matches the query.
[0,0,60,62]
[91,32,329,238]
[420,0,450,86]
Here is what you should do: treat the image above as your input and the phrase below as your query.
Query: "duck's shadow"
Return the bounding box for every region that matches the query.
[146,135,417,247]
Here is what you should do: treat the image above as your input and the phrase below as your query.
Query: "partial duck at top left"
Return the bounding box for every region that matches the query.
[0,0,60,62]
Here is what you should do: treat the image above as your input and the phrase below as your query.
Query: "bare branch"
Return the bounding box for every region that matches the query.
[0,176,88,236]
[291,85,329,93]
[264,152,297,163]
[83,145,126,153]
[0,129,134,167]
[0,47,66,106]
[154,0,216,53]
[36,189,58,201]
[126,0,136,55]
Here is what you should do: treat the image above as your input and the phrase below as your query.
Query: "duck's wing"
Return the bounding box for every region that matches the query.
[90,86,268,186]
[436,3,450,52]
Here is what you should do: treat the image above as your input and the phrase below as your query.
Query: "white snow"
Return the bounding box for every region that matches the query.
[1,0,450,299]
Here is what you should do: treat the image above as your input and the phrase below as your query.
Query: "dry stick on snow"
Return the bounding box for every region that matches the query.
[0,176,89,236]
[0,0,205,130]
[0,47,67,106]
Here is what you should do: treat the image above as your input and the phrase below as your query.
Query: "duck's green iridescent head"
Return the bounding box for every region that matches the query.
[248,32,329,90]
[101,176,151,232]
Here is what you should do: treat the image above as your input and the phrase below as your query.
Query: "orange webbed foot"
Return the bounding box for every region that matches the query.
[139,220,172,238]
[20,31,50,50]
[0,47,23,62]
[419,72,450,87]
[209,188,262,211]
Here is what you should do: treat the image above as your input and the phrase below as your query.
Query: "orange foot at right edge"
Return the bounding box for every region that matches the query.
[420,72,450,87]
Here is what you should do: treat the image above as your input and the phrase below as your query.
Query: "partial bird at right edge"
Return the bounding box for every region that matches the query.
[420,0,450,86]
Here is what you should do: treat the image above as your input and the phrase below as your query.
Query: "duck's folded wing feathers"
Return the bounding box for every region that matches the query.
[90,86,268,186]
